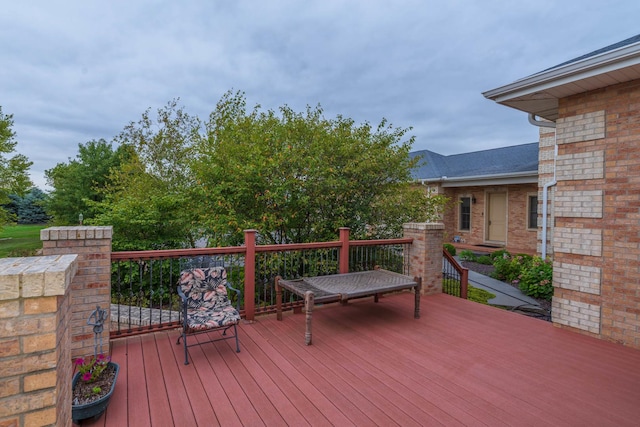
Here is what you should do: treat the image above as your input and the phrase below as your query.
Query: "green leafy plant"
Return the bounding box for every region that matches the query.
[489,249,509,261]
[491,253,533,283]
[476,255,493,265]
[443,243,456,256]
[514,256,553,300]
[458,249,476,261]
[74,354,110,395]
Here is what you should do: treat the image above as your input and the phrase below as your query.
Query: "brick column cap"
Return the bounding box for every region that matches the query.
[0,255,78,299]
[403,222,445,231]
[40,226,113,241]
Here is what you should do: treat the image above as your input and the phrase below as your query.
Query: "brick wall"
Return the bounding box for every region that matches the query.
[550,78,640,348]
[41,227,113,359]
[403,222,444,294]
[439,184,538,254]
[0,255,77,427]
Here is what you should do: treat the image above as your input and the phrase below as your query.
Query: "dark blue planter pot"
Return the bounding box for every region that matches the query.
[72,362,119,424]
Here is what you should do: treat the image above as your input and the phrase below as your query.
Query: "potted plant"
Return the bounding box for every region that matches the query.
[71,354,119,423]
[71,305,118,424]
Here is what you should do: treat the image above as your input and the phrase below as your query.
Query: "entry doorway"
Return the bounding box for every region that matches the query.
[486,192,507,243]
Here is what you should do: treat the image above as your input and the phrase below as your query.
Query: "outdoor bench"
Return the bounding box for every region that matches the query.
[275,267,421,345]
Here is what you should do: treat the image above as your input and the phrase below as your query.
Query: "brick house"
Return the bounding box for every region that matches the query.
[484,33,640,349]
[411,143,539,254]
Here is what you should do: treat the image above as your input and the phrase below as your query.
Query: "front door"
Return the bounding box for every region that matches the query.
[486,192,507,243]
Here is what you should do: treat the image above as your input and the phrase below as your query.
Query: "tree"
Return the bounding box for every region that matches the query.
[45,139,128,225]
[194,91,446,245]
[5,188,50,224]
[91,100,203,250]
[0,107,33,228]
[92,92,446,250]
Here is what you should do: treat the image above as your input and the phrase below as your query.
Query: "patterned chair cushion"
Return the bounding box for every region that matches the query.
[179,267,241,331]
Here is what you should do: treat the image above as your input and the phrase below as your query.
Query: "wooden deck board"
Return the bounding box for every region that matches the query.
[90,293,640,426]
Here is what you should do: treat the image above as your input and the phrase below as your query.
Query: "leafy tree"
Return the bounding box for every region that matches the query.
[195,91,446,245]
[92,93,447,250]
[0,107,32,228]
[91,100,203,250]
[45,139,128,225]
[5,188,50,224]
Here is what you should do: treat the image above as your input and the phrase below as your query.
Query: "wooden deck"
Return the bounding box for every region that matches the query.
[82,293,640,426]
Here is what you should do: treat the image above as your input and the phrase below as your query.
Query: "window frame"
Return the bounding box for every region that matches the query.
[527,193,538,230]
[459,196,471,231]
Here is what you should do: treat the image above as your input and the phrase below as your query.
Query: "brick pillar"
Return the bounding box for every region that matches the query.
[41,226,113,359]
[403,222,444,295]
[0,254,78,427]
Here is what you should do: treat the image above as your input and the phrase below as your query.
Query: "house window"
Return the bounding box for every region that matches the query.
[459,197,471,231]
[528,195,538,229]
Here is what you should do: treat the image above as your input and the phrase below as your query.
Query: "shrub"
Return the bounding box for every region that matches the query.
[491,253,533,283]
[490,249,510,261]
[443,243,456,256]
[476,255,493,265]
[516,256,554,300]
[458,249,476,261]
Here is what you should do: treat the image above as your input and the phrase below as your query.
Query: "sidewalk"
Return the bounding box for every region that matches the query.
[466,269,540,309]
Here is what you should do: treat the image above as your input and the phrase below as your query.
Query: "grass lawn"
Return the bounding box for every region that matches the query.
[468,285,496,305]
[0,224,47,258]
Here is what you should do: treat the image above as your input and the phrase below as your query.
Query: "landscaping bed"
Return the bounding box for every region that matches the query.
[461,260,552,318]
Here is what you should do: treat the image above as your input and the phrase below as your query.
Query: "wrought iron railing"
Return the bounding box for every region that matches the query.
[110,231,413,337]
[442,249,468,299]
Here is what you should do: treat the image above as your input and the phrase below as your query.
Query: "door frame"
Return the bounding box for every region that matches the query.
[485,191,507,244]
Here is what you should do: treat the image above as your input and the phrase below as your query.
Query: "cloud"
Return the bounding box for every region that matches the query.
[1,0,639,189]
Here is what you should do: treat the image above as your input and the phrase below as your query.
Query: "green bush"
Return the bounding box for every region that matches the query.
[516,256,554,300]
[458,249,476,261]
[443,243,456,256]
[489,249,510,261]
[476,255,493,265]
[491,253,533,283]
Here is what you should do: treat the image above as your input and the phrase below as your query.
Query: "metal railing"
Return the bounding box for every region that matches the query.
[110,230,413,337]
[442,249,468,299]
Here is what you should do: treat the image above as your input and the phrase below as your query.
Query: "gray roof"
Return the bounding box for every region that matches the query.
[545,33,640,71]
[410,142,538,181]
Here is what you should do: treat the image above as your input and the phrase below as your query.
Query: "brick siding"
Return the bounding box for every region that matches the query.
[550,78,640,348]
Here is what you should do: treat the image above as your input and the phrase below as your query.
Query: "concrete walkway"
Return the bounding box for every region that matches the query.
[466,269,540,308]
[452,255,543,310]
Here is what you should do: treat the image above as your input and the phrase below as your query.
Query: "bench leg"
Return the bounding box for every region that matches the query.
[414,277,422,319]
[304,291,314,345]
[275,276,283,321]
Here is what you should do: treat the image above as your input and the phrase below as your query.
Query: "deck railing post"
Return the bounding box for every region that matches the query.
[339,227,350,274]
[460,268,469,299]
[244,229,257,321]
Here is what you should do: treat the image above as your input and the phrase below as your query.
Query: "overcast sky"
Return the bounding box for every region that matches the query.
[2,0,639,189]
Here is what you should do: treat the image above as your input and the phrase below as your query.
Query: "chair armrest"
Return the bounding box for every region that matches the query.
[226,283,242,311]
[176,285,187,302]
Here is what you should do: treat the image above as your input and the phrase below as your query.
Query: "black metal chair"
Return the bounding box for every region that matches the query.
[176,267,241,365]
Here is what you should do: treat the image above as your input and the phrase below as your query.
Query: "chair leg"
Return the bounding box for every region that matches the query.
[182,331,189,365]
[233,324,240,353]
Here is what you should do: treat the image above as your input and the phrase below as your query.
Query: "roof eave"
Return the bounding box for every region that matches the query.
[482,41,640,119]
[416,171,538,187]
